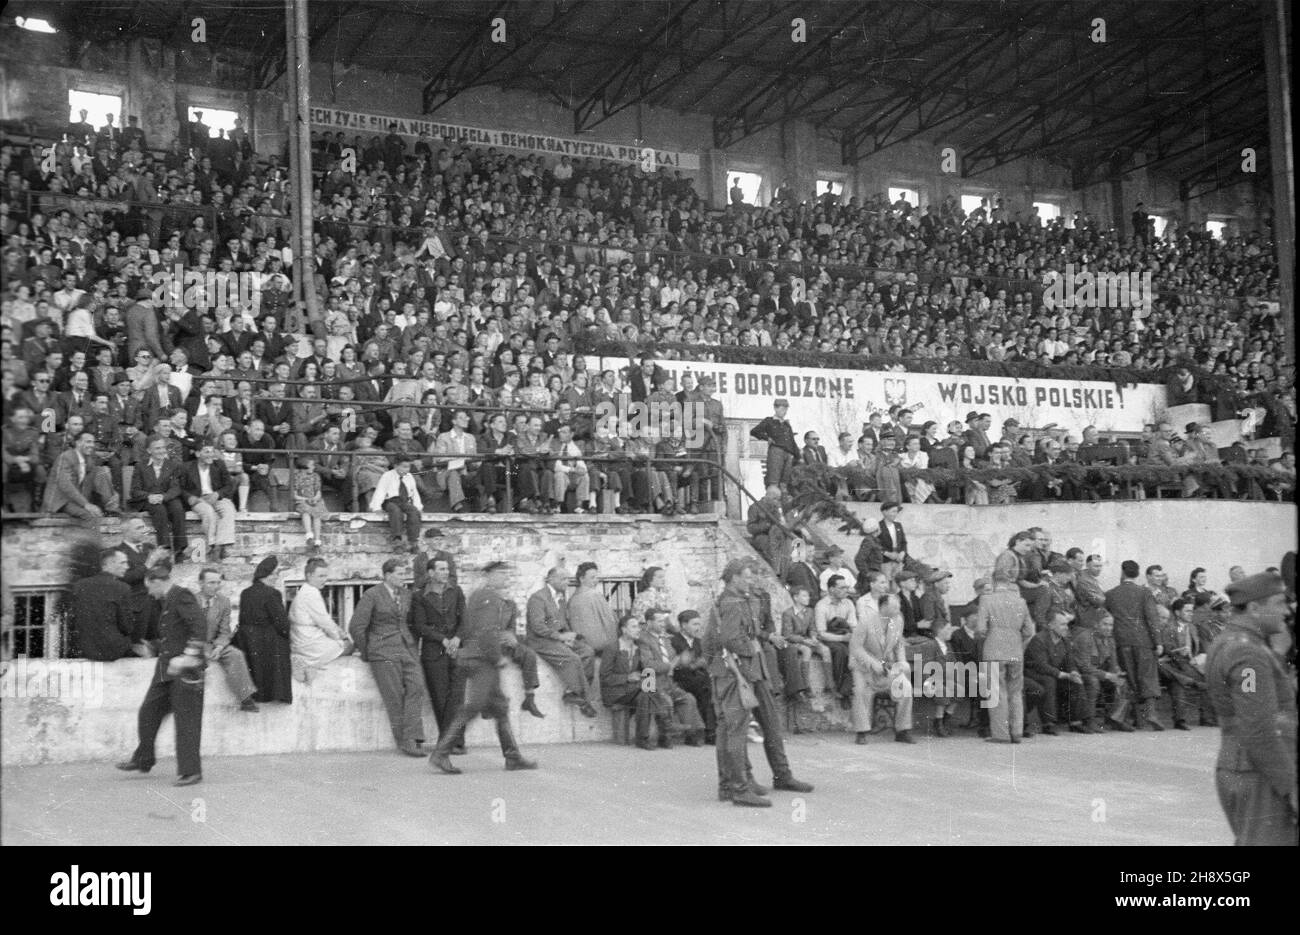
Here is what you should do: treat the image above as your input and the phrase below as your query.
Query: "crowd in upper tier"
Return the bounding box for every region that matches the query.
[1,107,1294,522]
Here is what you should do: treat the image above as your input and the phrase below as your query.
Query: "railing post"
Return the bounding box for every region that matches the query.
[503,454,513,511]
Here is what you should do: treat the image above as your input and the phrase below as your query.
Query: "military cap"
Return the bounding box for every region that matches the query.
[894,569,918,583]
[880,501,902,513]
[483,560,512,573]
[1224,571,1285,607]
[773,398,790,408]
[1047,557,1073,574]
[722,557,756,582]
[965,411,980,423]
[924,569,952,584]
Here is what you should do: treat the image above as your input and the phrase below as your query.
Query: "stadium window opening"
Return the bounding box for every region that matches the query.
[888,187,919,208]
[1033,201,1062,225]
[68,90,122,128]
[187,106,240,137]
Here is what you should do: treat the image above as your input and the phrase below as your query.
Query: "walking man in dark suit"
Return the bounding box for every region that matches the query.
[116,564,207,786]
[429,561,538,774]
[349,558,429,756]
[1104,559,1166,730]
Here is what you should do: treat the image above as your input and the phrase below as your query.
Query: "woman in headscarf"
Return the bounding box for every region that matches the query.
[233,556,293,703]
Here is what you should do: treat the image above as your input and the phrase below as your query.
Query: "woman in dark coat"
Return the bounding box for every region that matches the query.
[233,556,293,703]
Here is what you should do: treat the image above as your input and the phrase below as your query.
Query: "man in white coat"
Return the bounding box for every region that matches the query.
[850,572,916,745]
[289,557,350,681]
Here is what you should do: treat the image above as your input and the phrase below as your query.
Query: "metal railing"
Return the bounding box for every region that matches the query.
[225,445,728,516]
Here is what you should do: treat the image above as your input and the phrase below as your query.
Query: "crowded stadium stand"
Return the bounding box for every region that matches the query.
[0,1,1295,842]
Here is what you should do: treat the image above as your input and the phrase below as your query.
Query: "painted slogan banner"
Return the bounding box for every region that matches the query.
[594,357,1167,442]
[308,107,701,170]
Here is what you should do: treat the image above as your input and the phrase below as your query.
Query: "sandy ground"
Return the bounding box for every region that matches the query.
[2,727,1227,846]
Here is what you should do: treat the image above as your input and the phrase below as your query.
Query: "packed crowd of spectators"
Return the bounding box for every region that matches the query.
[2,105,1294,532]
[778,520,1284,741]
[755,403,1296,509]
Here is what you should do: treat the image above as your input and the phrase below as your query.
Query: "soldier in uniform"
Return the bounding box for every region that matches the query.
[703,558,813,807]
[1205,571,1297,846]
[429,561,538,774]
[116,564,208,786]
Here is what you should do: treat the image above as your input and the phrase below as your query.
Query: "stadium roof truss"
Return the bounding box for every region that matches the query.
[20,0,1275,192]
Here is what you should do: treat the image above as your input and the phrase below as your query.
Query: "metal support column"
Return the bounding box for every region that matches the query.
[1263,0,1294,364]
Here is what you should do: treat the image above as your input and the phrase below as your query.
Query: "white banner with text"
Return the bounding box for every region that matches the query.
[593,357,1168,441]
[309,107,701,170]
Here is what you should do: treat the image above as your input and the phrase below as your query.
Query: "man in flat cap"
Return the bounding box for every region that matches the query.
[750,398,800,489]
[430,561,537,774]
[694,375,726,502]
[1204,571,1297,845]
[919,569,953,637]
[704,557,813,807]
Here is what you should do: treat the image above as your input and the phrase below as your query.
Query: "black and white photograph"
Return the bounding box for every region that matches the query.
[0,0,1294,873]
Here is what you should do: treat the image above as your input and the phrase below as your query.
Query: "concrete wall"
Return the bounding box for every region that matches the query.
[0,654,612,767]
[815,501,1298,604]
[1,512,745,618]
[0,510,798,765]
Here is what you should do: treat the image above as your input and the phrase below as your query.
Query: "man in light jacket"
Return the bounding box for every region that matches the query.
[289,557,349,680]
[566,561,619,654]
[976,568,1035,743]
[850,572,915,745]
